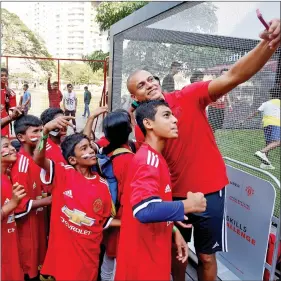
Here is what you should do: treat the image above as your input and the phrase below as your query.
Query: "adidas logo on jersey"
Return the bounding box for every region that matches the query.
[63,190,73,198]
[212,242,220,249]
[147,150,159,168]
[165,184,171,193]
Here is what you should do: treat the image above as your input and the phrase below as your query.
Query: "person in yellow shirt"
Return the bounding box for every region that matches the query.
[244,87,280,169]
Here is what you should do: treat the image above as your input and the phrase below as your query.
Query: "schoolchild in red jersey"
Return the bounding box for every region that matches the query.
[100,109,135,280]
[33,116,120,281]
[11,115,52,279]
[115,100,207,281]
[1,136,26,281]
[1,68,17,137]
[40,107,67,165]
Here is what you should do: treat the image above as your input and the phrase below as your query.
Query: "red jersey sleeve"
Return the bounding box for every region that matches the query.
[95,136,110,148]
[130,163,162,217]
[112,153,134,204]
[134,125,145,147]
[172,81,212,110]
[40,160,67,192]
[8,89,17,108]
[11,156,32,218]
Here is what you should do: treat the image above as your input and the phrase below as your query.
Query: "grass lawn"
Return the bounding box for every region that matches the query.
[216,129,280,217]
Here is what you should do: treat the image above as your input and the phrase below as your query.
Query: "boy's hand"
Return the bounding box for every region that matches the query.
[10,106,24,121]
[44,116,74,134]
[183,192,207,214]
[90,106,108,119]
[11,182,26,206]
[48,72,52,78]
[174,228,188,263]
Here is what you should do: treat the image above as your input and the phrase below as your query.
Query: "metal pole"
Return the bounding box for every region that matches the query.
[58,60,60,90]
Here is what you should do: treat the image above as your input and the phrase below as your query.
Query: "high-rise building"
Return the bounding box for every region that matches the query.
[22,2,109,58]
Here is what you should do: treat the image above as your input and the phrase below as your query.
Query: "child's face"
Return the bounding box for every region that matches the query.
[1,71,8,85]
[70,138,97,167]
[18,126,43,147]
[1,138,17,164]
[148,105,178,139]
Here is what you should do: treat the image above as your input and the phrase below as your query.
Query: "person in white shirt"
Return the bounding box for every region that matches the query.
[243,87,280,169]
[63,83,77,132]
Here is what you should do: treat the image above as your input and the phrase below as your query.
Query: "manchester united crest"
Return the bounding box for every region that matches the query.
[93,199,103,213]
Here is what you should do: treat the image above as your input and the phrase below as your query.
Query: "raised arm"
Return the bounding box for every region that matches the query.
[83,106,108,138]
[1,106,23,129]
[47,72,52,92]
[33,116,74,172]
[208,19,280,101]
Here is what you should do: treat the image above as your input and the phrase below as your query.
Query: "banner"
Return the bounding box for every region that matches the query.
[217,165,276,280]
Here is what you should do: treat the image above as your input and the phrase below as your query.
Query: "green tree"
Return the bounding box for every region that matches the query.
[83,50,109,73]
[61,62,104,86]
[95,2,147,32]
[1,8,55,72]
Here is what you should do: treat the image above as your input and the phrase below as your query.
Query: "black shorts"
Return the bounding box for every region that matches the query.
[173,187,227,254]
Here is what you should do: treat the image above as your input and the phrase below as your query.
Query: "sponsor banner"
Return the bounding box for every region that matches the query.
[217,165,276,280]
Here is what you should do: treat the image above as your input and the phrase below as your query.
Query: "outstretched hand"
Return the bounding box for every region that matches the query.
[91,106,108,119]
[259,18,280,49]
[44,115,75,134]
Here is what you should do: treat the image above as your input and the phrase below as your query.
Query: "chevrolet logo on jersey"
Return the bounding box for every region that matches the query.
[61,206,95,226]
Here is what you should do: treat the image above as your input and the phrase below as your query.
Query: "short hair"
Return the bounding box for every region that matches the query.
[171,61,181,68]
[23,83,29,89]
[84,86,88,90]
[190,70,204,84]
[269,87,281,99]
[67,83,72,88]
[40,108,64,125]
[52,81,58,86]
[10,139,21,152]
[61,133,89,164]
[153,76,161,85]
[1,68,8,75]
[136,100,170,136]
[102,109,132,154]
[220,68,229,74]
[14,115,42,136]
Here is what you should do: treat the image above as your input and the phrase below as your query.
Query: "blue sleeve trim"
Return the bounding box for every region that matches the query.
[135,201,184,223]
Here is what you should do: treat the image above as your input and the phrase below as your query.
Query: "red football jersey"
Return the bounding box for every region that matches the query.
[115,143,173,280]
[11,148,48,278]
[103,148,134,258]
[1,87,17,137]
[1,174,24,281]
[40,162,112,281]
[47,79,62,108]
[46,138,67,165]
[135,81,228,196]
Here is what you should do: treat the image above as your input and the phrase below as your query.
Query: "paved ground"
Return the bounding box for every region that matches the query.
[11,86,105,138]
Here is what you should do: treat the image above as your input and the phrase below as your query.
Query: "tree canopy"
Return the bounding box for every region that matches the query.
[83,50,109,74]
[95,2,147,32]
[1,8,55,72]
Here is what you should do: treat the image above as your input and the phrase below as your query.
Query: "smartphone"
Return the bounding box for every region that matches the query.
[256,9,270,31]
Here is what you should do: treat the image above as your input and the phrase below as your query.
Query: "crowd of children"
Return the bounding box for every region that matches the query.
[1,18,280,281]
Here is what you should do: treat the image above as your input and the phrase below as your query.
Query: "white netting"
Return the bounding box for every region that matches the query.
[110,2,280,217]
